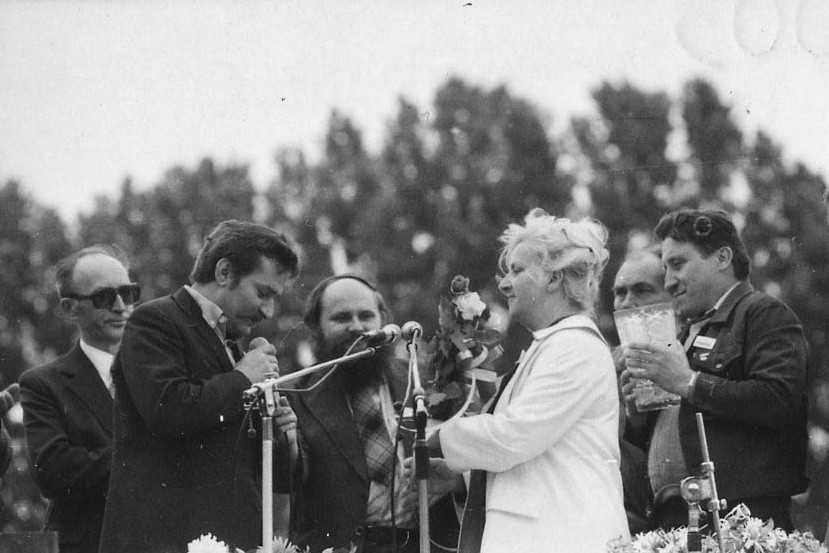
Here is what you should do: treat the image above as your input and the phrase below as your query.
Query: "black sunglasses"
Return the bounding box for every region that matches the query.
[64,284,141,309]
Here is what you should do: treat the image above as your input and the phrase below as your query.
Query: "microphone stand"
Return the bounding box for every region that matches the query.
[695,412,726,553]
[680,413,726,553]
[261,384,277,553]
[243,348,380,398]
[243,346,381,552]
[405,328,430,553]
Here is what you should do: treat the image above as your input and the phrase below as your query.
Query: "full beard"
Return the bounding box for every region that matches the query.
[314,332,394,395]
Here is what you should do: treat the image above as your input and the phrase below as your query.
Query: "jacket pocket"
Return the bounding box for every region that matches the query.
[690,338,741,375]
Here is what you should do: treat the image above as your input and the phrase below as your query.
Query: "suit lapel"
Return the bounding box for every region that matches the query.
[300,370,368,481]
[171,287,236,373]
[63,343,114,436]
[494,344,537,412]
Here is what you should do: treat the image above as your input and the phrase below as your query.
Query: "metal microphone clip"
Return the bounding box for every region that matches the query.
[401,321,423,342]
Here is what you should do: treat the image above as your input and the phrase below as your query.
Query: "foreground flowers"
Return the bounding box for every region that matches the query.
[186,534,356,553]
[607,504,827,553]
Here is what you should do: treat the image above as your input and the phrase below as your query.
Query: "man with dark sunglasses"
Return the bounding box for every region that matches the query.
[19,245,137,553]
[62,283,141,310]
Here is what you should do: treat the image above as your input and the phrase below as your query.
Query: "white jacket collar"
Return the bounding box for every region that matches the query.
[531,313,604,343]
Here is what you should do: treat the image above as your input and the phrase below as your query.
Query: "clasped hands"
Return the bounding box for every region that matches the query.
[619,340,694,406]
[400,456,465,510]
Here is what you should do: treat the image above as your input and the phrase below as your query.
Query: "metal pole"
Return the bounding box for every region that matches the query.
[243,348,379,400]
[261,385,279,553]
[695,412,726,553]
[262,414,273,553]
[405,324,430,553]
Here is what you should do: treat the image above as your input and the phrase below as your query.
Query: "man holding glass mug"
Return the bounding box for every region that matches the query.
[620,209,809,531]
[612,245,673,532]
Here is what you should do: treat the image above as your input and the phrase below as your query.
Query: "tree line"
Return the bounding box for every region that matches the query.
[1,75,827,535]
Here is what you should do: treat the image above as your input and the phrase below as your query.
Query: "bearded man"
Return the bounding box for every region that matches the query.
[290,275,459,553]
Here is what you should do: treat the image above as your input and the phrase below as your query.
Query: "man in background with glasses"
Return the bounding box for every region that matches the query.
[19,245,139,553]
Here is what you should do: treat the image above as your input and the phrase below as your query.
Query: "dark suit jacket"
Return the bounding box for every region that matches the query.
[291,362,459,553]
[678,280,809,500]
[626,281,809,503]
[99,287,291,553]
[19,343,113,553]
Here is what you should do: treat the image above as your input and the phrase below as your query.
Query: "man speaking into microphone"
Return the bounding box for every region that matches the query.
[99,221,301,553]
[290,275,459,553]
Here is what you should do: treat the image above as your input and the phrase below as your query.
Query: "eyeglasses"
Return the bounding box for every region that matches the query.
[63,284,141,309]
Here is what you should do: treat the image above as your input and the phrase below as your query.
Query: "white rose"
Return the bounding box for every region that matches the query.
[455,292,487,321]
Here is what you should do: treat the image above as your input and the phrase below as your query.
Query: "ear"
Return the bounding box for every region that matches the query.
[545,270,563,293]
[58,297,78,319]
[715,246,733,271]
[214,258,234,286]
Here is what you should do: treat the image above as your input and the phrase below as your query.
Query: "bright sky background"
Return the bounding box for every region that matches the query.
[1,0,828,223]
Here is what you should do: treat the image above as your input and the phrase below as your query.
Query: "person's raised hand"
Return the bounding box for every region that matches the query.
[273,395,299,466]
[273,396,297,434]
[623,341,694,398]
[235,338,279,384]
[0,383,20,418]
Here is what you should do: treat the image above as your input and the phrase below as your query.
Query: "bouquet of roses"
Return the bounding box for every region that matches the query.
[422,275,505,421]
[607,503,827,553]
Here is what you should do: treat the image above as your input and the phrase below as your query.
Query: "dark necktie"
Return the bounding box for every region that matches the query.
[352,387,395,485]
[226,340,243,363]
[458,361,520,553]
[680,308,716,351]
[215,316,242,363]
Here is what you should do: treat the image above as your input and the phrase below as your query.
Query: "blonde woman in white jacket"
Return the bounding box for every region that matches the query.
[424,209,630,553]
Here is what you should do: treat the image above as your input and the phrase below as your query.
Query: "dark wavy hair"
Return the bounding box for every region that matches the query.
[189,220,299,284]
[654,209,750,280]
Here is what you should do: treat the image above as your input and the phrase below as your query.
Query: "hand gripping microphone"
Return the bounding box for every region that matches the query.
[360,324,402,346]
[248,336,271,351]
[241,337,277,400]
[401,321,423,342]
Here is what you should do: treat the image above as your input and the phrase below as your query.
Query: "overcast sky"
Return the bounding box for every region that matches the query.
[1,0,827,222]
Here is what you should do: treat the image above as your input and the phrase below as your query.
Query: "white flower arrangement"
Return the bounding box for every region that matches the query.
[187,533,241,553]
[607,504,828,553]
[186,534,356,553]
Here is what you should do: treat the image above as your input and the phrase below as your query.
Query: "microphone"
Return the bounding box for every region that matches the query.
[401,321,423,342]
[241,337,277,399]
[248,336,271,351]
[361,324,402,346]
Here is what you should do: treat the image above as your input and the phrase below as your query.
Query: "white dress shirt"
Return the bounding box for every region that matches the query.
[79,339,115,394]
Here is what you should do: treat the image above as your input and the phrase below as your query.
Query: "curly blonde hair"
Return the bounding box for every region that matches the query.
[498,208,609,313]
